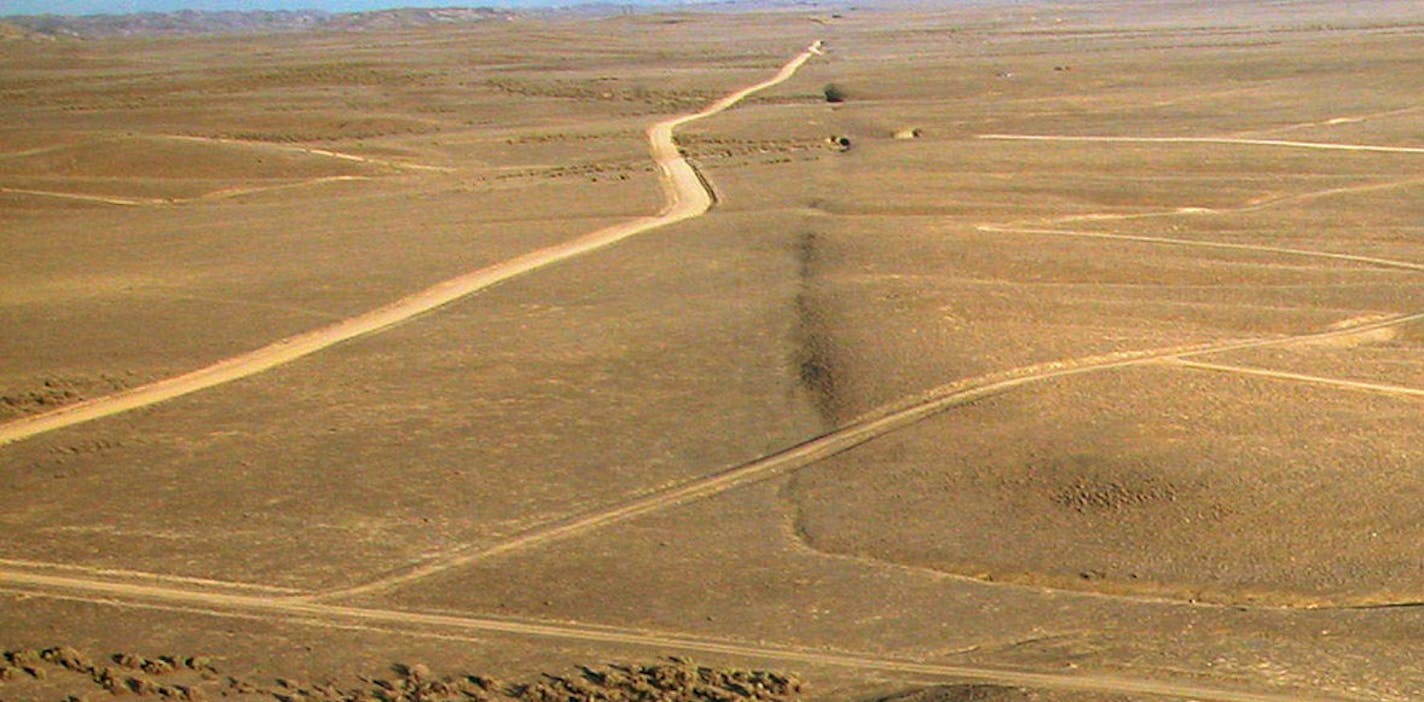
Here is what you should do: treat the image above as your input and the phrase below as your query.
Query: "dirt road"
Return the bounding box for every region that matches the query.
[0,42,822,448]
[312,311,1424,602]
[0,568,1347,702]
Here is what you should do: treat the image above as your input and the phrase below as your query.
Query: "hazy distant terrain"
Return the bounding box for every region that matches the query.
[0,1,819,39]
[2,7,513,37]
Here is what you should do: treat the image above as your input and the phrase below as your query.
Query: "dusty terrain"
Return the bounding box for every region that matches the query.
[0,1,1420,701]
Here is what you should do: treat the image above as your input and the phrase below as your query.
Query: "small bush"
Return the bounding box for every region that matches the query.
[822,83,846,103]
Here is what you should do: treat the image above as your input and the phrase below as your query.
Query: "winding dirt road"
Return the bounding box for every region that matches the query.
[0,187,164,206]
[0,42,822,448]
[4,51,1418,702]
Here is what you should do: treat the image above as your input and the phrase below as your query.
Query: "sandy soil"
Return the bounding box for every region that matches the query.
[0,41,820,447]
[1,2,1421,701]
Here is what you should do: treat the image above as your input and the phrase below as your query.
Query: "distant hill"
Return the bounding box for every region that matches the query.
[3,7,515,38]
[326,7,514,30]
[0,19,57,40]
[0,0,836,38]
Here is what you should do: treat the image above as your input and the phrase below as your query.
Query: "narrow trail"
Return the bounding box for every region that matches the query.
[1227,106,1424,138]
[0,42,822,449]
[1168,359,1424,398]
[0,569,1350,702]
[977,133,1424,155]
[1043,175,1424,224]
[164,134,455,173]
[0,187,160,206]
[1,176,372,207]
[1238,175,1424,211]
[0,143,79,161]
[0,557,304,596]
[977,224,1424,274]
[196,175,372,201]
[309,311,1424,602]
[974,139,1424,404]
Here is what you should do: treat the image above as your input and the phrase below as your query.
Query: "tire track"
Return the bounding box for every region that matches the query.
[0,557,304,596]
[164,135,454,173]
[1045,175,1424,224]
[310,311,1424,602]
[1228,106,1424,138]
[1,176,373,207]
[978,133,1424,155]
[977,224,1424,274]
[0,187,160,206]
[974,134,1424,399]
[0,42,822,449]
[0,569,1351,702]
[1167,359,1424,398]
[197,175,373,201]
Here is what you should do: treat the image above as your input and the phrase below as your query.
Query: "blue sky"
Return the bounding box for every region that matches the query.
[0,0,585,15]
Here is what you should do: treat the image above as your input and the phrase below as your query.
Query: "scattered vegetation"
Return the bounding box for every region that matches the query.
[679,135,842,162]
[487,79,716,110]
[0,648,805,702]
[877,684,1057,702]
[1,373,133,420]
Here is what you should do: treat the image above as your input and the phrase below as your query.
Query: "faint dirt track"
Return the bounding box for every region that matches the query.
[309,311,1424,603]
[978,133,1424,155]
[1168,359,1424,397]
[976,224,1424,274]
[0,568,1347,702]
[1,175,371,206]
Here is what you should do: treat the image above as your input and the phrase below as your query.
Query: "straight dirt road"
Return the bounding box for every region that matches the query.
[0,568,1346,702]
[0,41,822,448]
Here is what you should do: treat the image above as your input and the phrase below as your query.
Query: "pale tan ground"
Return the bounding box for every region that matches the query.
[0,41,820,447]
[0,2,1421,702]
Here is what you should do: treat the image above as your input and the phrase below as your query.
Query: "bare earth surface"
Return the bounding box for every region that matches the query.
[1,2,1421,701]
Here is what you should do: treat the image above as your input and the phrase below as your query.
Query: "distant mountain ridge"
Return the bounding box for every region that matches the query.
[3,7,516,38]
[0,19,58,40]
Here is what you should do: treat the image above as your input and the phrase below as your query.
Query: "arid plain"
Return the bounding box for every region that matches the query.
[0,1,1421,700]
